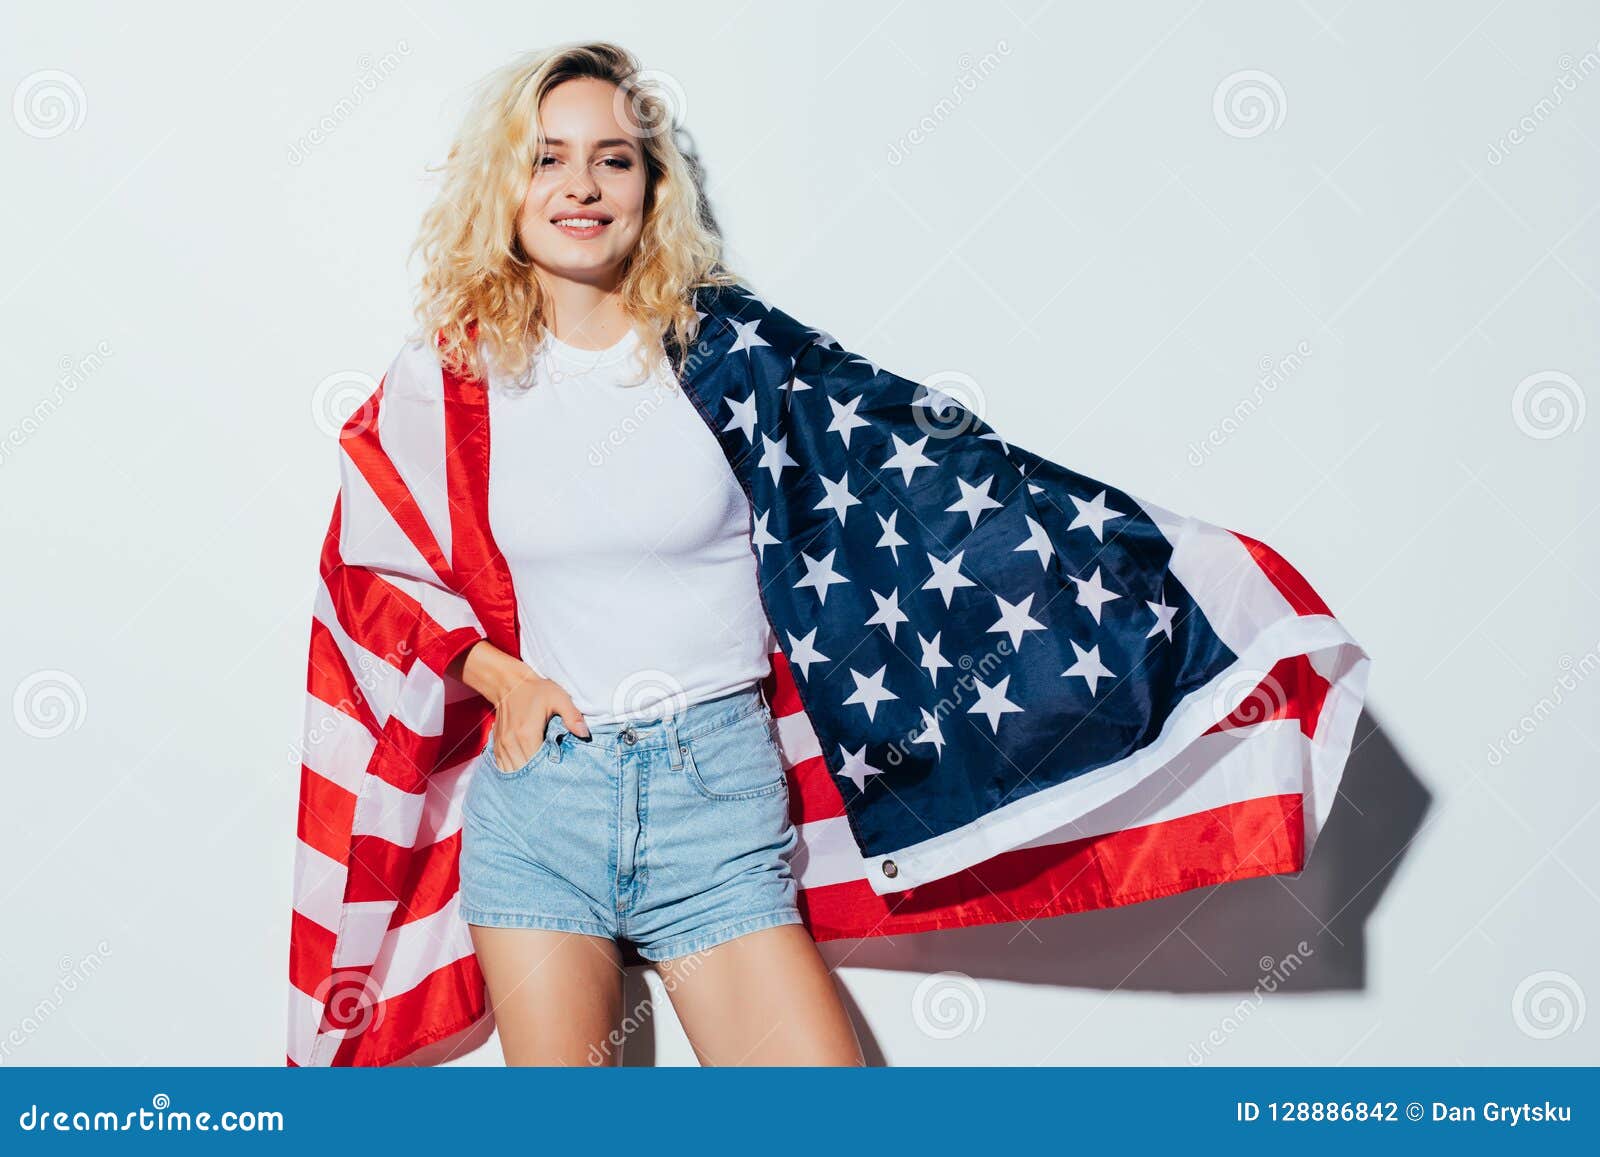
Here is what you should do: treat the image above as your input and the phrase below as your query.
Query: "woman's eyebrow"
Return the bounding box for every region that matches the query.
[541,137,637,150]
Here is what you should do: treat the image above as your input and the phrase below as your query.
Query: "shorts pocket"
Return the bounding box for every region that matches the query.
[483,733,555,781]
[682,713,788,801]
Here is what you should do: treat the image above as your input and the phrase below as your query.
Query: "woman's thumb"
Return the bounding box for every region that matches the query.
[560,702,590,739]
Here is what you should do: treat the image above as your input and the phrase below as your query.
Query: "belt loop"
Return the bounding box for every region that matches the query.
[667,711,684,770]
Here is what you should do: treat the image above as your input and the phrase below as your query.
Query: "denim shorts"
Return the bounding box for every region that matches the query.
[459,684,804,961]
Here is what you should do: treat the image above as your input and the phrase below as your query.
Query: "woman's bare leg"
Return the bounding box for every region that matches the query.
[468,925,625,1066]
[653,923,865,1065]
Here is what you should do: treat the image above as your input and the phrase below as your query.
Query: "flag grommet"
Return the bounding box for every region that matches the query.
[881,859,898,878]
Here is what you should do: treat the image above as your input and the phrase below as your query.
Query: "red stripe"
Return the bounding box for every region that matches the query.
[1229,529,1332,617]
[331,953,489,1067]
[798,793,1304,942]
[1207,653,1331,741]
[347,828,462,922]
[304,617,382,741]
[296,765,357,864]
[766,650,853,826]
[287,909,336,999]
[439,364,522,659]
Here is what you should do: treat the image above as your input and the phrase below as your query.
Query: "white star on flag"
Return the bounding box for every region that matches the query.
[1061,640,1116,696]
[722,392,757,442]
[911,708,946,756]
[1013,515,1055,568]
[1072,565,1121,624]
[751,509,779,561]
[918,631,952,683]
[757,432,797,485]
[988,593,1046,649]
[982,429,1011,455]
[843,665,898,721]
[880,433,938,485]
[1068,489,1127,542]
[1146,597,1177,641]
[947,475,1004,529]
[785,627,830,679]
[968,674,1023,734]
[922,550,977,607]
[836,744,887,792]
[875,510,909,564]
[826,394,870,448]
[915,382,965,420]
[728,318,770,356]
[814,471,861,525]
[794,548,849,605]
[865,589,909,642]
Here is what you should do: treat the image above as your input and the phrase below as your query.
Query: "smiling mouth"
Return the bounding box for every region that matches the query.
[552,217,612,238]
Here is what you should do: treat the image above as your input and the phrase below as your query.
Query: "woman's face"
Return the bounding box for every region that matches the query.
[516,76,648,288]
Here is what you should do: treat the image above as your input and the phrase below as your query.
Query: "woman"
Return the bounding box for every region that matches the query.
[416,46,862,1066]
[288,41,1371,1068]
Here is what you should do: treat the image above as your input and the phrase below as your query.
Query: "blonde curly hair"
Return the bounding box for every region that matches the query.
[409,41,741,383]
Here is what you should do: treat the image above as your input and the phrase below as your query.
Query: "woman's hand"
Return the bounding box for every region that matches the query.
[452,641,589,772]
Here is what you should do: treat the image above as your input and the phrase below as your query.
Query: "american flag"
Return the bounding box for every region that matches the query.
[288,280,1371,1066]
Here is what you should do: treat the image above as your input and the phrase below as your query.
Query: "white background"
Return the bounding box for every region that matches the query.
[2,0,1597,1065]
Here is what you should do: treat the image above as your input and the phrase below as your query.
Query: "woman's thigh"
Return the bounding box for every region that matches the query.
[653,923,865,1066]
[468,925,626,1066]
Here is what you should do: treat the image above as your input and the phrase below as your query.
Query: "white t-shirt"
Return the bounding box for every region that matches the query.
[485,323,774,725]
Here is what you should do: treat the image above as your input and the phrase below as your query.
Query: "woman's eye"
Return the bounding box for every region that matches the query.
[537,155,559,167]
[601,157,632,169]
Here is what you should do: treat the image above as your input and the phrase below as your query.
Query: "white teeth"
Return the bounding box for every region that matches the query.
[554,218,607,227]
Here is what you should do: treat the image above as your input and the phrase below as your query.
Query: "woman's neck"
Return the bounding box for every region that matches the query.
[536,274,634,352]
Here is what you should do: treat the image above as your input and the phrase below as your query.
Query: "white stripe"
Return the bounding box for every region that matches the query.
[352,751,474,847]
[285,982,327,1066]
[365,891,478,1001]
[773,706,822,768]
[378,341,456,568]
[291,840,348,934]
[332,899,399,969]
[792,816,866,889]
[299,693,377,795]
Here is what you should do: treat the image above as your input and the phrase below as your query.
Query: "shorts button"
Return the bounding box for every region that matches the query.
[621,726,636,745]
[881,859,898,878]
